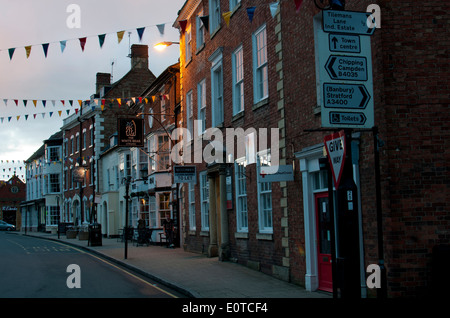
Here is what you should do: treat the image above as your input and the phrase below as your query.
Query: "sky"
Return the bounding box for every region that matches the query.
[0,0,185,181]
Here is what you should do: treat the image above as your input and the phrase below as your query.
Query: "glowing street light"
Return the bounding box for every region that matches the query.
[154,41,180,51]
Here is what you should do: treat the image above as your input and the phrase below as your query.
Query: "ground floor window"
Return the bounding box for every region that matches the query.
[47,206,60,225]
[159,192,171,226]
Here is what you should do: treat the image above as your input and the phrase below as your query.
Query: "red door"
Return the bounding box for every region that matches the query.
[315,192,333,292]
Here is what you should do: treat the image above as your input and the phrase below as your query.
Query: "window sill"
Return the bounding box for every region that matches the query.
[200,230,210,237]
[235,232,248,239]
[232,111,244,122]
[256,233,273,241]
[252,97,269,111]
[196,43,205,55]
[210,25,222,40]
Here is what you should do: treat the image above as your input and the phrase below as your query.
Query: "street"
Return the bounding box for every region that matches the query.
[0,232,184,298]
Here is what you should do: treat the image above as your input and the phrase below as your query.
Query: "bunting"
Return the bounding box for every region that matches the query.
[1,21,172,61]
[0,93,171,124]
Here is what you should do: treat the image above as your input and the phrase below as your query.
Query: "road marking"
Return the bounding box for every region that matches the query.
[52,240,179,298]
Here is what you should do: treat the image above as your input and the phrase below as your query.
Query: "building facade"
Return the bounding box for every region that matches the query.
[61,44,156,233]
[172,0,450,298]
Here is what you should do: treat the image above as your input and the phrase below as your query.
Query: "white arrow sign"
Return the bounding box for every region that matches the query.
[325,55,368,81]
[323,10,375,36]
[324,130,346,188]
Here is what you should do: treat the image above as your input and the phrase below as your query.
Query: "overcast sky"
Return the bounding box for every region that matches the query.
[0,0,184,181]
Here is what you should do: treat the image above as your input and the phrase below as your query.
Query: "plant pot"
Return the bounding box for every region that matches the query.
[66,230,77,239]
[78,231,89,240]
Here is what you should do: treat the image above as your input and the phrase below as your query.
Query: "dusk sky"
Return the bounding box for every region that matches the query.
[0,0,184,180]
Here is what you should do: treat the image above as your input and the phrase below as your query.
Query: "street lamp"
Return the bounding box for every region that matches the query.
[154,41,180,51]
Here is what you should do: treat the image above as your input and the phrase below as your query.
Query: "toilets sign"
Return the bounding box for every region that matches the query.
[324,130,347,188]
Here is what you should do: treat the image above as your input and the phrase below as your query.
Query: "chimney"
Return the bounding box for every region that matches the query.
[96,72,111,94]
[130,44,149,70]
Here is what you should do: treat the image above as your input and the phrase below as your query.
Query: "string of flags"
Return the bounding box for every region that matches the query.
[1,21,171,61]
[178,1,302,32]
[0,94,171,124]
[0,160,26,182]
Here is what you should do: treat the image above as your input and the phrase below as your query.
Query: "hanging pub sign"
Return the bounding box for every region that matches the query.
[118,118,144,147]
[73,166,86,183]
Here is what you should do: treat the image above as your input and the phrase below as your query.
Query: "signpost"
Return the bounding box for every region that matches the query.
[315,10,375,129]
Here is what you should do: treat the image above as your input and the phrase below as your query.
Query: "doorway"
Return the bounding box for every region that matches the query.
[315,192,333,292]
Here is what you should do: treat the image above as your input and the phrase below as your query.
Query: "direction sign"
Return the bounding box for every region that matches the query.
[323,83,370,109]
[329,112,367,126]
[329,34,360,53]
[324,130,346,188]
[323,10,375,36]
[325,55,368,81]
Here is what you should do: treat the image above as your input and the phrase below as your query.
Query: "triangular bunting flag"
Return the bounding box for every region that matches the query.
[25,114,28,120]
[25,46,32,58]
[69,100,73,106]
[8,48,15,60]
[117,31,125,43]
[16,116,20,121]
[157,23,165,36]
[33,114,37,119]
[60,40,67,53]
[42,43,49,58]
[294,0,303,12]
[79,37,87,51]
[78,100,82,107]
[101,104,104,111]
[200,16,209,31]
[49,112,53,117]
[41,113,45,118]
[8,116,12,122]
[14,100,18,106]
[179,20,187,33]
[152,96,156,102]
[23,100,27,107]
[61,100,65,106]
[117,98,121,106]
[222,11,232,27]
[66,110,70,115]
[98,34,106,48]
[137,27,145,42]
[58,110,62,117]
[3,99,7,106]
[51,100,55,106]
[33,100,37,107]
[270,2,280,18]
[247,7,256,22]
[75,108,79,114]
[42,100,46,107]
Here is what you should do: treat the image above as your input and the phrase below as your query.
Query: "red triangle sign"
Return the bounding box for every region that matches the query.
[324,130,346,188]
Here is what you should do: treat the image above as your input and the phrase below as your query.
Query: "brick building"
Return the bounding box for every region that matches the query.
[175,0,286,274]
[61,44,156,230]
[1,174,26,230]
[172,0,450,297]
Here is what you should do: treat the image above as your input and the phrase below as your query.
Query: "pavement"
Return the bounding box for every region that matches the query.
[15,230,331,299]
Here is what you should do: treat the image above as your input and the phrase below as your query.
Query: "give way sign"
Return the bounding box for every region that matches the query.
[324,130,346,188]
